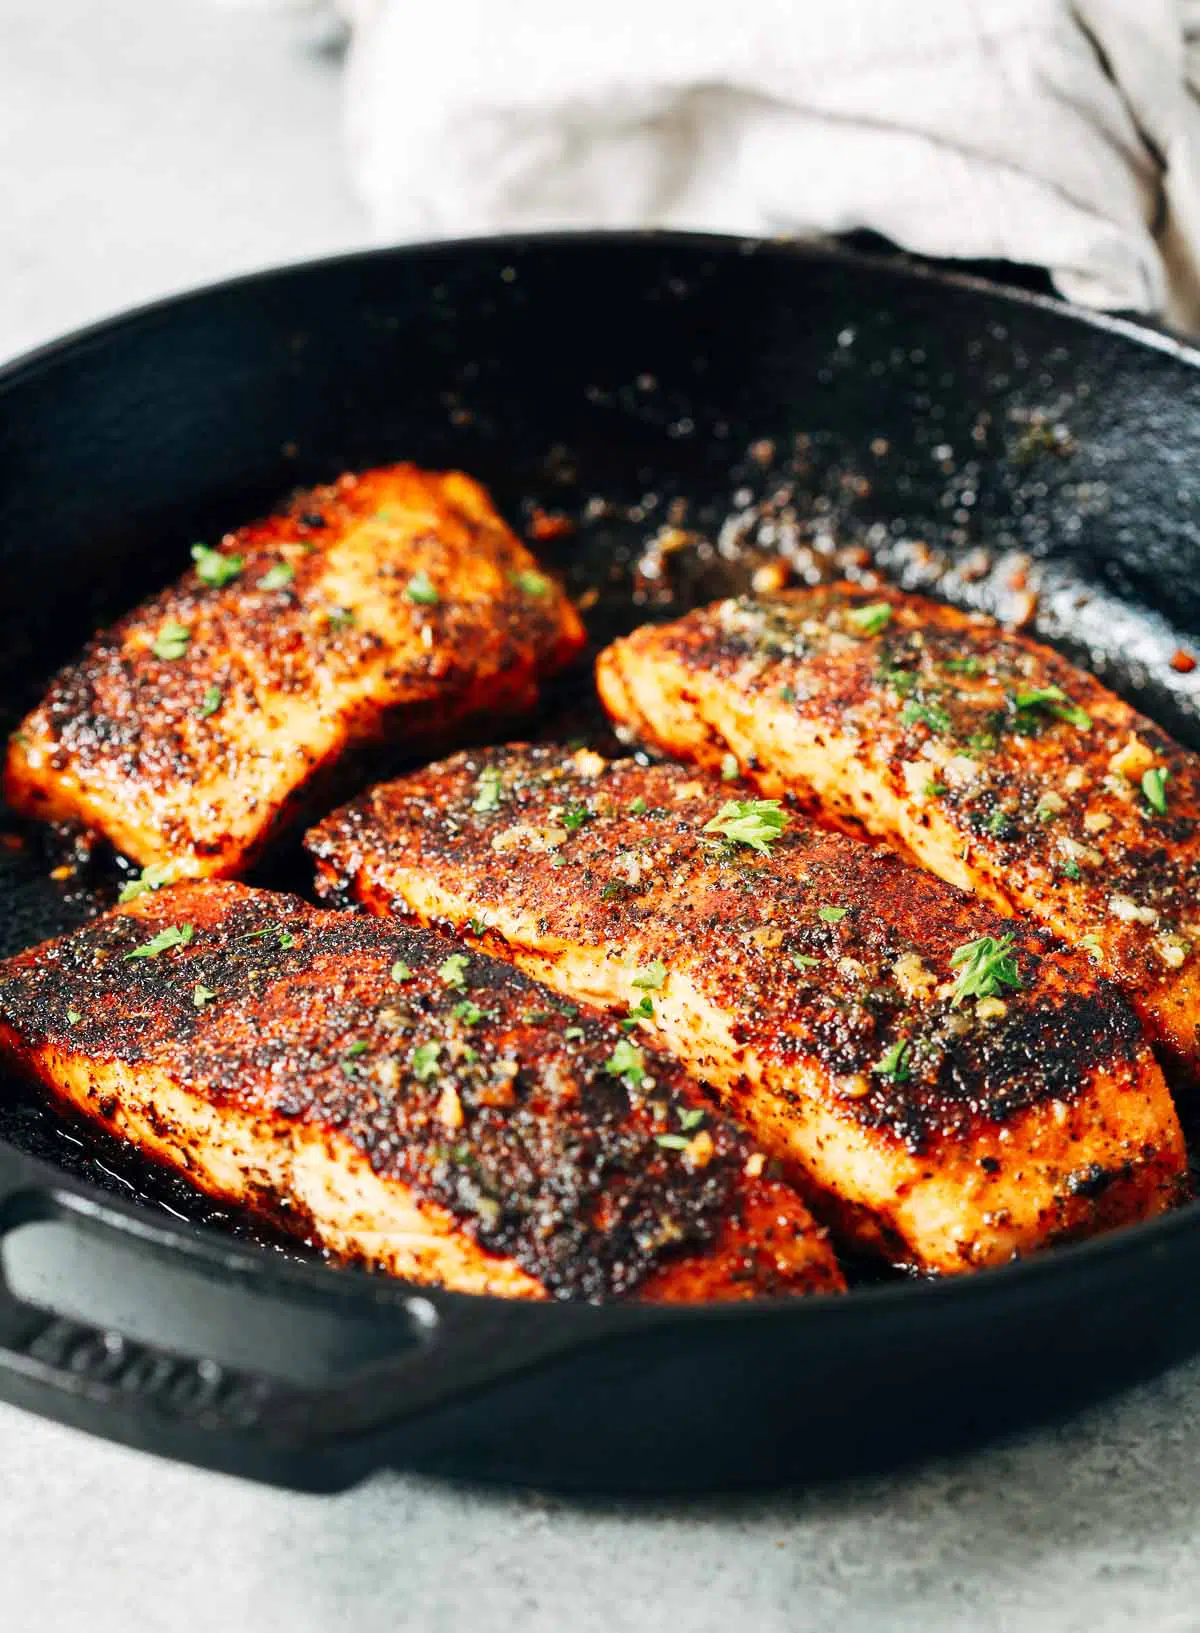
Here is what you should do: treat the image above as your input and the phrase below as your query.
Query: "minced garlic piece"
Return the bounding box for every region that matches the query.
[902,760,932,803]
[1156,933,1191,969]
[1059,836,1103,868]
[749,926,784,951]
[683,1130,715,1170]
[613,850,642,885]
[943,754,979,788]
[572,748,608,779]
[841,1074,872,1100]
[1083,809,1114,835]
[837,957,868,984]
[1035,792,1066,820]
[892,952,937,1002]
[436,1084,463,1131]
[975,997,1009,1021]
[491,823,568,853]
[1108,735,1157,783]
[1063,766,1088,793]
[744,1151,766,1179]
[1108,894,1159,926]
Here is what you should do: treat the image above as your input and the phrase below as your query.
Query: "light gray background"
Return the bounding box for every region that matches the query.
[3,4,1200,1629]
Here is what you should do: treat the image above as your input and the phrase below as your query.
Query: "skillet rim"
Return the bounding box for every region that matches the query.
[1,225,1198,1331]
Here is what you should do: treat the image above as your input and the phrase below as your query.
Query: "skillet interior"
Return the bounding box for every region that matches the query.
[3,233,1200,1491]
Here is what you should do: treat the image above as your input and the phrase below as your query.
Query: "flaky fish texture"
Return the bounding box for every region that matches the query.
[0,881,841,1302]
[4,466,585,878]
[308,746,1187,1274]
[596,585,1200,1084]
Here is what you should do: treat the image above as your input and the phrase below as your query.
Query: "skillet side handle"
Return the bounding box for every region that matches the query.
[0,1161,589,1491]
[0,1276,566,1492]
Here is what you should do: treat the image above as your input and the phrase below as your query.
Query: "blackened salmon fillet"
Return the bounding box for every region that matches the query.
[4,465,585,879]
[0,881,841,1302]
[308,746,1186,1274]
[596,585,1200,1083]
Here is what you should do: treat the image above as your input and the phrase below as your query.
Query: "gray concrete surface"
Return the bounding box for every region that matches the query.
[3,4,1200,1629]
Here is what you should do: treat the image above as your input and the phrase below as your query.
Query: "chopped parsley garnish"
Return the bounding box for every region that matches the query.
[702,799,788,854]
[622,995,655,1031]
[1062,858,1082,881]
[678,1107,705,1131]
[604,1037,645,1086]
[878,665,918,697]
[900,698,952,734]
[327,606,356,630]
[471,767,503,813]
[949,933,1023,1007]
[405,570,439,605]
[873,1038,911,1081]
[453,1000,486,1026]
[522,1010,556,1025]
[467,917,488,936]
[655,1133,690,1150]
[258,561,295,591]
[943,656,982,675]
[1142,766,1169,816]
[847,602,892,636]
[124,924,194,961]
[924,781,948,799]
[241,926,295,948]
[118,862,174,904]
[192,984,216,1009]
[410,1042,441,1080]
[628,797,648,815]
[391,961,412,982]
[721,753,739,782]
[561,802,592,831]
[197,684,223,719]
[1011,685,1091,731]
[191,543,244,587]
[967,730,997,755]
[66,1008,82,1024]
[510,568,550,597]
[631,960,667,990]
[345,1040,369,1058]
[986,809,1014,839]
[437,954,469,989]
[779,686,796,704]
[152,622,190,661]
[563,1026,585,1041]
[817,905,847,924]
[600,881,629,902]
[791,953,822,969]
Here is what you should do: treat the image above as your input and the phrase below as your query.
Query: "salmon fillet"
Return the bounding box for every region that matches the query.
[596,586,1200,1084]
[0,881,840,1302]
[3,466,585,879]
[307,747,1186,1273]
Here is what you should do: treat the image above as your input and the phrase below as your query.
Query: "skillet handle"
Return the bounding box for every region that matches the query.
[0,1150,587,1491]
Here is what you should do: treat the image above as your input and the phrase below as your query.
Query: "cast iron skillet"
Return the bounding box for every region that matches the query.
[3,233,1200,1496]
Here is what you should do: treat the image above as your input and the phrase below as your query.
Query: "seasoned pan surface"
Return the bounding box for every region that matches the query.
[3,234,1200,1492]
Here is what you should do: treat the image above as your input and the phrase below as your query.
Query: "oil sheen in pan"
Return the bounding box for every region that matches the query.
[2,433,1198,1280]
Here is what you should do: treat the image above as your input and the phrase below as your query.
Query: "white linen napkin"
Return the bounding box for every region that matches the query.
[314,0,1200,329]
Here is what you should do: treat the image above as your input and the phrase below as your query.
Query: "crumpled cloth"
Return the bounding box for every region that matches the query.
[326,0,1200,328]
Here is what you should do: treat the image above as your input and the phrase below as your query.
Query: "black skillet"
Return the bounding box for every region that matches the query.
[3,232,1200,1495]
